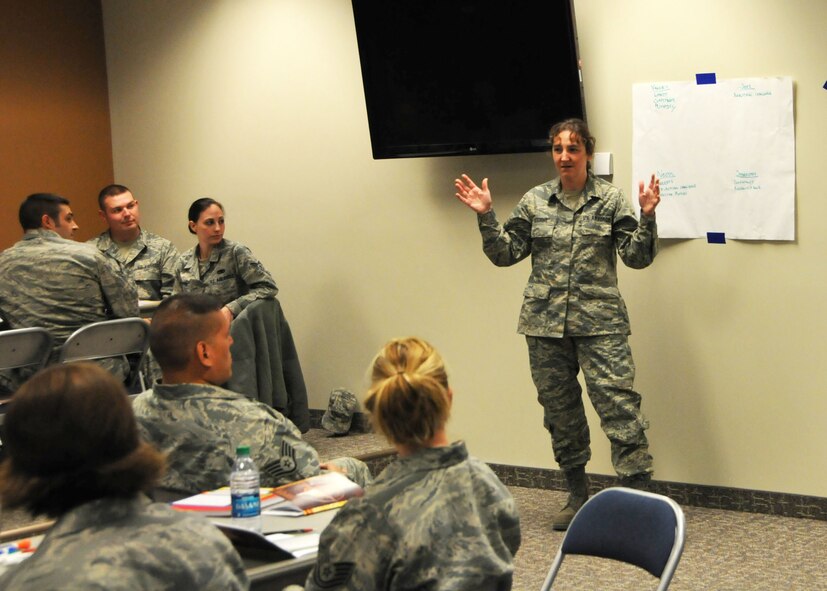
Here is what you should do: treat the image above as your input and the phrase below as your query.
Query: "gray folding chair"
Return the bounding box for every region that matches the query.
[58,318,150,390]
[0,327,54,433]
[542,487,686,591]
[0,327,53,376]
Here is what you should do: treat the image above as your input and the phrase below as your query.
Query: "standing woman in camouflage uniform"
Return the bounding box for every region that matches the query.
[303,337,521,591]
[454,118,661,531]
[175,198,278,325]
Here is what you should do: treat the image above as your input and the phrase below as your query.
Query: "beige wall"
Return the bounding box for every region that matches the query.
[101,0,827,496]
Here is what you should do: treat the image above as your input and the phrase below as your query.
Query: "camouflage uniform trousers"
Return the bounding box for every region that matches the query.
[526,333,653,477]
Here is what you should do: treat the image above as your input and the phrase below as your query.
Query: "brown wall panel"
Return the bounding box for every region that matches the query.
[0,0,113,249]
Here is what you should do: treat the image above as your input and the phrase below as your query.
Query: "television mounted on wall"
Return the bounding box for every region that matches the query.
[351,0,585,160]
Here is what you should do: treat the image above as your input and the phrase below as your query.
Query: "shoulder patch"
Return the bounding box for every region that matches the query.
[312,561,355,589]
[261,440,298,480]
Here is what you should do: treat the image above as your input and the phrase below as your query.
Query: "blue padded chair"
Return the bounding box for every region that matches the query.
[541,487,686,591]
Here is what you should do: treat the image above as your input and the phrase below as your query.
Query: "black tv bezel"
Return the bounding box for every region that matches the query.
[351,0,586,160]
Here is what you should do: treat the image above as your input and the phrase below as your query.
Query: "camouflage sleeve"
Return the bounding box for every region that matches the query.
[97,252,140,318]
[477,200,534,268]
[494,492,522,556]
[171,260,184,295]
[159,242,180,299]
[305,502,394,591]
[613,191,658,269]
[256,407,322,486]
[225,244,278,317]
[472,460,522,557]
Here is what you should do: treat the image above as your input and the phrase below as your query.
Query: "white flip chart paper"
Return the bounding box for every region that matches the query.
[632,76,795,241]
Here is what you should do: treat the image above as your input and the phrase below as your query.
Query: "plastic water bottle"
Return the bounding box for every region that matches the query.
[230,445,261,532]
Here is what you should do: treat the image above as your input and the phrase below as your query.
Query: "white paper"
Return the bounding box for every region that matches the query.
[175,493,231,508]
[266,532,321,557]
[632,76,795,240]
[172,488,286,513]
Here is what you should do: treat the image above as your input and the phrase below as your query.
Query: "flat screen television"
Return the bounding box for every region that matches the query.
[351,0,585,159]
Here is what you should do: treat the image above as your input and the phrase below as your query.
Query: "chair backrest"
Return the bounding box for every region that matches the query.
[58,318,149,388]
[0,327,53,372]
[541,487,686,591]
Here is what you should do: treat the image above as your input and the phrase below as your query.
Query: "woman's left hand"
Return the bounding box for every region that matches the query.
[638,174,661,217]
[320,462,348,475]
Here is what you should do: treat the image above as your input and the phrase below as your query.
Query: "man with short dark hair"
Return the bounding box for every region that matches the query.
[89,184,179,301]
[0,194,140,392]
[132,294,371,494]
[17,192,79,240]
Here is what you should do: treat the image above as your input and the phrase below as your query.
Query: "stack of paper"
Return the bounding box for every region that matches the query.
[171,487,285,516]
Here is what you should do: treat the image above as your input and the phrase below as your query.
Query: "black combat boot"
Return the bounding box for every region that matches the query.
[619,472,652,491]
[552,466,589,531]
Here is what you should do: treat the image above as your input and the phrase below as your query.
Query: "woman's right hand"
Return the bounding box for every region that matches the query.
[454,174,492,214]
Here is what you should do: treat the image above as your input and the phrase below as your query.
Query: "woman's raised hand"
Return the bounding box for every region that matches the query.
[454,174,492,214]
[638,174,661,217]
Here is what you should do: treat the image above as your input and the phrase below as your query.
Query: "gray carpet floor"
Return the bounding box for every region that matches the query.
[308,429,827,591]
[4,429,827,589]
[509,486,827,590]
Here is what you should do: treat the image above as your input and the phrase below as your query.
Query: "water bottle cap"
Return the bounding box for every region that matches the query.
[236,445,251,456]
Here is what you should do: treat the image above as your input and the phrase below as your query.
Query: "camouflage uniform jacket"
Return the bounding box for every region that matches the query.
[89,228,179,301]
[0,229,139,346]
[305,441,521,591]
[0,495,248,591]
[478,174,657,337]
[132,382,321,492]
[174,239,278,317]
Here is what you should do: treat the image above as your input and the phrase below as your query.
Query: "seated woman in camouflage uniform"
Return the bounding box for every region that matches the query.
[302,337,521,591]
[175,197,278,325]
[0,363,248,591]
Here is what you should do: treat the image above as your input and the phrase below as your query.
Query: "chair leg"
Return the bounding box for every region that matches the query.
[540,551,565,591]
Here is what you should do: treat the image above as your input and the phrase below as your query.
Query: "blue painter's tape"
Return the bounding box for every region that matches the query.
[707,232,726,244]
[696,72,717,85]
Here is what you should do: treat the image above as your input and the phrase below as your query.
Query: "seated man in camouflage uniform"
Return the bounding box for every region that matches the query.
[89,184,179,302]
[132,293,371,494]
[90,184,179,384]
[0,193,139,393]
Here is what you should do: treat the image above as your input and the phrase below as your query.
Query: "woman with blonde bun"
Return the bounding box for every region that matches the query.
[303,337,521,591]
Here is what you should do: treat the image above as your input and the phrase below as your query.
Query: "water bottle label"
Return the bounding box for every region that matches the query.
[231,492,261,518]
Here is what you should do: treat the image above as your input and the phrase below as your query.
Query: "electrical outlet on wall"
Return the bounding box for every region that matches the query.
[593,152,613,176]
